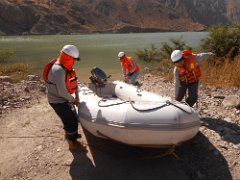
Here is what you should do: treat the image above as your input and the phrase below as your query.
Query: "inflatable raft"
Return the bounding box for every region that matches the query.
[77,67,200,147]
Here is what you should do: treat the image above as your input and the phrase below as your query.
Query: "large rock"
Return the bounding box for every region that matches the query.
[222,95,240,108]
[0,76,12,83]
[27,75,40,81]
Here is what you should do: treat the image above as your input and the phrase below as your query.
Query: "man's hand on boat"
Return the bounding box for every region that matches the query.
[123,74,127,82]
[73,98,80,107]
[127,72,134,77]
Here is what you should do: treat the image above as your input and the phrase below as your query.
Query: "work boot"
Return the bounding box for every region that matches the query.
[64,131,82,140]
[68,140,87,152]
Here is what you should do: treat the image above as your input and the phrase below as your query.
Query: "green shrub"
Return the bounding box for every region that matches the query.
[135,44,160,62]
[159,37,186,60]
[0,49,14,63]
[136,37,187,63]
[135,37,187,77]
[201,25,240,59]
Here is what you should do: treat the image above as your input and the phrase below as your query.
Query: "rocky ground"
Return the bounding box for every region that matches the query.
[0,74,240,180]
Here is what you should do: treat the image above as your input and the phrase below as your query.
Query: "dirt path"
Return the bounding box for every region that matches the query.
[0,97,191,180]
[0,75,239,180]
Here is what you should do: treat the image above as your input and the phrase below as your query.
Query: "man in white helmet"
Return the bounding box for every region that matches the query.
[117,51,141,86]
[44,44,86,151]
[171,48,214,107]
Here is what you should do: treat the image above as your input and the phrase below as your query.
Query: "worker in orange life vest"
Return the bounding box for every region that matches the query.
[171,49,214,107]
[118,51,141,85]
[45,44,86,151]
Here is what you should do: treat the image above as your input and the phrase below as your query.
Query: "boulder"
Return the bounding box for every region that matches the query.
[222,95,240,108]
[0,76,12,83]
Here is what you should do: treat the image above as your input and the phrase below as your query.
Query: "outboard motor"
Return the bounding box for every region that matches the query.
[89,67,110,87]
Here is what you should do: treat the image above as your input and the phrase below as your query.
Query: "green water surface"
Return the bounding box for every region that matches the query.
[0,32,207,82]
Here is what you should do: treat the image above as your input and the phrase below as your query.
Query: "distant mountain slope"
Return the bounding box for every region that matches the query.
[0,0,239,35]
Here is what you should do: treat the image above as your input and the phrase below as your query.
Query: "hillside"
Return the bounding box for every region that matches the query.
[0,0,240,35]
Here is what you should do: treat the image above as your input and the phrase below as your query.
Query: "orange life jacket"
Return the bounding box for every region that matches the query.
[43,59,57,81]
[176,50,201,84]
[121,56,140,73]
[43,59,78,94]
[65,69,78,94]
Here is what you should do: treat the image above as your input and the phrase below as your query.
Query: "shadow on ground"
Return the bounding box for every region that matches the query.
[201,117,240,145]
[69,123,232,180]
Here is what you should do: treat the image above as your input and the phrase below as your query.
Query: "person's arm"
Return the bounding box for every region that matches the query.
[121,63,127,79]
[173,67,180,98]
[75,86,79,100]
[74,85,80,107]
[173,67,180,85]
[54,67,76,103]
[194,52,214,62]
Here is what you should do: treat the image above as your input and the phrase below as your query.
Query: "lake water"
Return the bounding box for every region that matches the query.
[0,32,207,82]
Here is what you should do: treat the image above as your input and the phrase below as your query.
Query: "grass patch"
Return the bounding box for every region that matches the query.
[0,49,34,82]
[200,56,240,87]
[0,63,33,82]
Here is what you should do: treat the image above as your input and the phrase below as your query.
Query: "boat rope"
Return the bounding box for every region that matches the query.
[98,99,132,107]
[98,98,193,114]
[165,100,193,114]
[137,145,180,160]
[130,100,193,114]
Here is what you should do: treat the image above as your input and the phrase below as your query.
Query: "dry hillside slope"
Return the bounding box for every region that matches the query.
[0,0,240,35]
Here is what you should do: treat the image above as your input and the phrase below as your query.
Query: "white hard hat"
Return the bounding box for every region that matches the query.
[62,45,80,60]
[171,50,183,63]
[118,52,125,58]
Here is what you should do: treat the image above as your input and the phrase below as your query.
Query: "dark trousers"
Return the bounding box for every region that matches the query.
[49,102,79,141]
[175,81,199,107]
